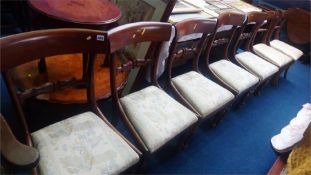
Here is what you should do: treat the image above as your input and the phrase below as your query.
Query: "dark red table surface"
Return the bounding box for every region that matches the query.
[28,0,121,25]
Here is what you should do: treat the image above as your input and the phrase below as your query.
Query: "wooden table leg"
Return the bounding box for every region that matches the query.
[38,58,47,73]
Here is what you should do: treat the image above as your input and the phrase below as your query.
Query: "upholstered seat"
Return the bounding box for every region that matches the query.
[120,86,198,153]
[270,40,303,61]
[253,43,293,67]
[31,112,139,175]
[209,60,259,94]
[236,51,279,80]
[172,71,235,117]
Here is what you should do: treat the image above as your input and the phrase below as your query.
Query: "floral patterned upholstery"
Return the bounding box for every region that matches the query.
[31,112,139,175]
[209,60,259,94]
[120,86,198,153]
[253,43,293,67]
[172,71,235,117]
[270,40,303,61]
[236,51,279,80]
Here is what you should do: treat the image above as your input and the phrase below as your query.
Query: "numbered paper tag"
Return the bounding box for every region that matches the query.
[97,35,105,41]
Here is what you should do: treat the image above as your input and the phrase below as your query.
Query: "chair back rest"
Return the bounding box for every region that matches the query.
[167,18,217,79]
[273,10,289,40]
[261,10,281,44]
[247,11,268,25]
[232,11,268,53]
[216,12,247,28]
[204,12,246,65]
[108,22,172,53]
[0,29,108,145]
[108,22,172,97]
[1,29,108,71]
[174,18,216,40]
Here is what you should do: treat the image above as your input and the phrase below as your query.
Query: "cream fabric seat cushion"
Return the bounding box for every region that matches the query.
[236,51,279,80]
[253,43,293,67]
[209,60,259,94]
[31,112,139,175]
[120,86,198,153]
[172,71,234,117]
[270,40,303,60]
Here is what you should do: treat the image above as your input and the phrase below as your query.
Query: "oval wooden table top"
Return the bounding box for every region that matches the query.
[28,0,121,25]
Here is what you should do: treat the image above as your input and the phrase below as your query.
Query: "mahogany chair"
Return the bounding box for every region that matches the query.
[204,12,259,107]
[230,11,279,93]
[252,11,295,82]
[0,29,141,174]
[108,22,198,156]
[166,18,234,126]
[268,10,304,61]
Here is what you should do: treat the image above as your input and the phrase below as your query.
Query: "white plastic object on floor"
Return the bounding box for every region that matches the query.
[271,131,303,153]
[271,103,311,153]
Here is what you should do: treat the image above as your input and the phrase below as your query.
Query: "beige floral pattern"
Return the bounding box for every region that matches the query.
[120,86,198,153]
[236,51,279,80]
[209,60,259,94]
[172,71,235,117]
[253,43,293,67]
[31,112,139,175]
[270,40,303,61]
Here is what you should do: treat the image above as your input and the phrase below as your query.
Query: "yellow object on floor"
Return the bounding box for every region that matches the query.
[287,124,311,175]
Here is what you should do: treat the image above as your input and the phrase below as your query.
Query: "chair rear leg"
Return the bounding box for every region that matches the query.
[233,92,249,109]
[136,154,149,174]
[38,58,47,73]
[111,103,120,126]
[241,92,251,106]
[283,64,292,79]
[211,109,227,127]
[178,122,199,150]
[271,70,282,87]
[254,83,264,96]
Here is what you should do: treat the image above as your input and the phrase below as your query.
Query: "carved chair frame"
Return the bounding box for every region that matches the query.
[0,28,142,174]
[203,12,259,108]
[228,11,278,94]
[108,22,198,157]
[165,18,233,126]
[249,11,294,84]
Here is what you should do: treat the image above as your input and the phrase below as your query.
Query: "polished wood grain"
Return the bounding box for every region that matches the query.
[28,0,121,25]
[267,156,287,175]
[27,0,122,103]
[287,8,311,44]
[10,54,127,103]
